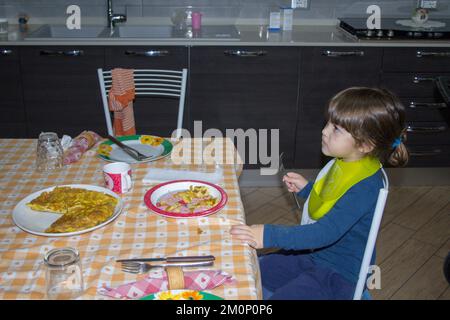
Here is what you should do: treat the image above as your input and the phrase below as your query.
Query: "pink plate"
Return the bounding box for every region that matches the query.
[144,180,228,218]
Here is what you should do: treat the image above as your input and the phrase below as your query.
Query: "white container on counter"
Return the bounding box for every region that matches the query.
[0,19,8,34]
[269,7,281,31]
[281,8,293,31]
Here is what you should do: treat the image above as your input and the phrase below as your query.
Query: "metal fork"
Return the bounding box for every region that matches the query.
[107,134,153,161]
[121,260,214,274]
[279,152,302,212]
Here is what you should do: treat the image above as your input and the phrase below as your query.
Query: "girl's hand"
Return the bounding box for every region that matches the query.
[230,224,264,249]
[283,172,308,193]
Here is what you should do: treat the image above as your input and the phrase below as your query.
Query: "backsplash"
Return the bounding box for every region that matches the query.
[0,0,449,25]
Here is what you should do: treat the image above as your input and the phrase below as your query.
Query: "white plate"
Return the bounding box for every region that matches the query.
[97,135,173,164]
[12,184,124,237]
[108,142,165,163]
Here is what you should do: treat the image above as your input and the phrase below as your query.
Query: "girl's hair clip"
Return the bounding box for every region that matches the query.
[392,137,402,148]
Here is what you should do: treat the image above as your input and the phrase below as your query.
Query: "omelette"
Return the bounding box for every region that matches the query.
[26,186,118,233]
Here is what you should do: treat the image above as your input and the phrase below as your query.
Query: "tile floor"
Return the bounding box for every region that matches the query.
[240,186,450,300]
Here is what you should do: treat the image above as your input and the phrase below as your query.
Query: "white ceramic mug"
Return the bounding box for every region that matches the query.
[103,162,132,194]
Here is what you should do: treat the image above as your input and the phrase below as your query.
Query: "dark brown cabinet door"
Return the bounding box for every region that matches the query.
[0,47,27,137]
[20,46,106,137]
[381,47,450,167]
[383,48,450,73]
[296,47,382,168]
[408,145,450,167]
[105,46,189,137]
[300,47,382,107]
[190,46,300,168]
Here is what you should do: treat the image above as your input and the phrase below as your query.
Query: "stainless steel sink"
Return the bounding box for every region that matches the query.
[25,25,109,40]
[24,24,240,41]
[114,25,240,40]
[115,25,173,38]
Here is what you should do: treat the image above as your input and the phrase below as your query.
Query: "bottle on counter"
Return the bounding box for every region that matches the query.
[268,6,281,31]
[18,13,29,32]
[281,7,294,31]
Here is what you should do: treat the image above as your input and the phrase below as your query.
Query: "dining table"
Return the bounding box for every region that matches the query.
[0,137,262,300]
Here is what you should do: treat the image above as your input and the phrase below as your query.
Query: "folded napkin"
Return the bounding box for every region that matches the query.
[98,270,235,300]
[142,166,223,184]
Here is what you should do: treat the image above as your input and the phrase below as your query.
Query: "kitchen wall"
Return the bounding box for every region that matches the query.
[0,0,449,25]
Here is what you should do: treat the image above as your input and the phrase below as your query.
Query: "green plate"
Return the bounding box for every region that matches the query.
[97,135,173,164]
[141,290,223,300]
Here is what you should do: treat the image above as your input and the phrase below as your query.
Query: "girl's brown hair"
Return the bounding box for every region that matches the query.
[327,87,409,167]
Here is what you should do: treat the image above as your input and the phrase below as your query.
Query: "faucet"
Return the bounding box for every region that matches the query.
[107,0,126,35]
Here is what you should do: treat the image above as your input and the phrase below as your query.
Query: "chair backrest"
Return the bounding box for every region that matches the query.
[353,168,389,300]
[97,68,188,138]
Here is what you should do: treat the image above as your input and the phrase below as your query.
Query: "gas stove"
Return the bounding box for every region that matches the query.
[338,17,450,40]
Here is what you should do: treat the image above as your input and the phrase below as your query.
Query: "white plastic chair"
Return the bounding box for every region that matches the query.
[97,68,188,138]
[353,168,389,300]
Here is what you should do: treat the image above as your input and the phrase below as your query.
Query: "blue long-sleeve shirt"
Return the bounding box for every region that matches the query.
[263,170,383,285]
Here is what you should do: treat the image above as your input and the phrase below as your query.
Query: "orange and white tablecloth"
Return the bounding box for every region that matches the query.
[0,138,261,300]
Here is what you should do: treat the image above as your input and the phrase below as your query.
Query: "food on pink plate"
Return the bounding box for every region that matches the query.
[156,185,218,214]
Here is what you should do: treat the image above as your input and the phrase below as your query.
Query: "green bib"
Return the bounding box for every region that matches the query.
[308,156,381,221]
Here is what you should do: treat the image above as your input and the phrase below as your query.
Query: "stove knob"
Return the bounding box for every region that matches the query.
[366,30,374,37]
[414,32,423,38]
[377,30,384,37]
[387,30,394,38]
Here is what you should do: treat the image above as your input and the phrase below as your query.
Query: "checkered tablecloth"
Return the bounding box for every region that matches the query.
[0,138,261,300]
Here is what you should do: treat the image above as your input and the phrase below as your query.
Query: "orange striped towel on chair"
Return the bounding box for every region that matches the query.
[108,68,136,136]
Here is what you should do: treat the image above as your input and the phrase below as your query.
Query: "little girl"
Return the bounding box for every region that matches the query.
[230,87,409,300]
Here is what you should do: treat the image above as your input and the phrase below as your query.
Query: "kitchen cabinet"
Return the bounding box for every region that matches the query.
[189,46,300,168]
[381,47,450,167]
[20,46,106,137]
[105,46,189,137]
[295,47,383,168]
[3,43,449,169]
[0,47,27,137]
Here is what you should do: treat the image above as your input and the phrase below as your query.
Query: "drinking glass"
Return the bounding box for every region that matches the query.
[36,132,64,171]
[44,247,84,300]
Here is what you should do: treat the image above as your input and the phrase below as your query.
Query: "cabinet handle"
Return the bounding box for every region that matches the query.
[409,102,448,109]
[40,50,84,56]
[409,148,442,156]
[416,51,450,58]
[125,50,169,57]
[322,50,364,57]
[406,124,447,133]
[1,49,12,56]
[413,76,436,83]
[223,50,267,57]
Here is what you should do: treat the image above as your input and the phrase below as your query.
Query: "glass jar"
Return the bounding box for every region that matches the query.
[44,247,84,300]
[36,132,64,172]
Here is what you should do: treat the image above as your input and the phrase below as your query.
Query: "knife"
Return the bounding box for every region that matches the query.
[116,254,215,263]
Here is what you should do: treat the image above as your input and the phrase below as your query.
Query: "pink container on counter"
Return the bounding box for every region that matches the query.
[192,12,202,30]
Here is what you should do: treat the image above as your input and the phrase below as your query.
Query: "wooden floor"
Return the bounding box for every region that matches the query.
[240,186,450,300]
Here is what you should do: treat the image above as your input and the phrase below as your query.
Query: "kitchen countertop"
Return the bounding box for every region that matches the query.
[1,24,450,47]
